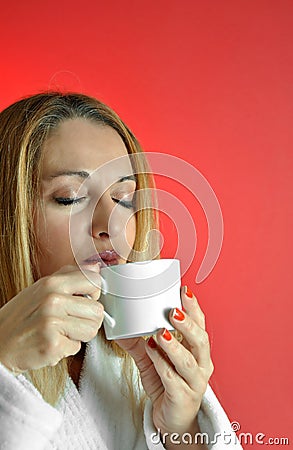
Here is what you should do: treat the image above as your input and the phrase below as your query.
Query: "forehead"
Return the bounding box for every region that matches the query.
[41,118,133,181]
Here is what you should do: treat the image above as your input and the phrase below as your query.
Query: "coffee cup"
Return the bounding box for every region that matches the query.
[99,259,182,340]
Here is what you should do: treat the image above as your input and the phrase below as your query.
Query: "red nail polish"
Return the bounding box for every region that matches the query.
[172,307,185,321]
[162,328,172,341]
[185,286,193,298]
[147,336,157,348]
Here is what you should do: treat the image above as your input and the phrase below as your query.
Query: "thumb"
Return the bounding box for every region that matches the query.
[116,336,163,403]
[115,337,152,371]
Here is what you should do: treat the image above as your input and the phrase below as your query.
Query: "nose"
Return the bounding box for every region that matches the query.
[91,193,122,240]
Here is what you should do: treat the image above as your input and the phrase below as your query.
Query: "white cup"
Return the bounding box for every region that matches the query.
[99,259,182,340]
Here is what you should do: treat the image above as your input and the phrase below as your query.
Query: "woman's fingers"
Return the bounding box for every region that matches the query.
[34,292,104,350]
[30,310,102,366]
[116,337,166,403]
[0,265,106,373]
[169,308,214,376]
[40,265,103,300]
[36,293,104,321]
[145,335,198,403]
[145,336,184,389]
[59,315,102,342]
[180,286,206,330]
[143,301,213,393]
[146,326,210,393]
[145,333,208,435]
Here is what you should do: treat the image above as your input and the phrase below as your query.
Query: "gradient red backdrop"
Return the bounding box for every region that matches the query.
[1,1,292,448]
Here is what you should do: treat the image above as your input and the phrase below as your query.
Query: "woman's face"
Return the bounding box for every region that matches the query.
[35,118,137,277]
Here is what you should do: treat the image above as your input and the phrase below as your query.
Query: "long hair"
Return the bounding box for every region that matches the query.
[0,92,160,414]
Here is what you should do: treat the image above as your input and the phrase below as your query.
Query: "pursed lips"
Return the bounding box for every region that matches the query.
[83,250,120,267]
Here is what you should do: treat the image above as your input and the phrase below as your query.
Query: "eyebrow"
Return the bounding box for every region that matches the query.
[49,171,136,183]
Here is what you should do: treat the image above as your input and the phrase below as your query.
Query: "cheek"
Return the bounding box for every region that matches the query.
[36,210,69,247]
[34,209,73,276]
[47,221,70,244]
[126,214,136,247]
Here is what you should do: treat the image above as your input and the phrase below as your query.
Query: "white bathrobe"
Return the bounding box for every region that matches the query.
[0,335,242,449]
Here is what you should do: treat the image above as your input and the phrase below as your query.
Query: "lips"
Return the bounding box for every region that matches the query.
[84,250,120,267]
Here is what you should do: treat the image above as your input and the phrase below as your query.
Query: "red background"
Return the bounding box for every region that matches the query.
[1,1,292,447]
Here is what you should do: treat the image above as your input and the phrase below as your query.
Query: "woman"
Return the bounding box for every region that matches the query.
[0,92,242,449]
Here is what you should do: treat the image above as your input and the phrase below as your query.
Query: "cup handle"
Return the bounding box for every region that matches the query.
[103,310,116,328]
[81,292,115,328]
[100,275,108,295]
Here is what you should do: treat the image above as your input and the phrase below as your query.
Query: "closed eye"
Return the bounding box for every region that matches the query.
[112,197,135,209]
[54,197,86,206]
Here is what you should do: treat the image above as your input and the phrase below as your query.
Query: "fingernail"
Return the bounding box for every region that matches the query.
[172,307,185,322]
[162,328,172,341]
[147,336,157,348]
[185,285,193,298]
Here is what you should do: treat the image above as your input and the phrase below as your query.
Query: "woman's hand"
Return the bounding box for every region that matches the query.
[116,286,214,439]
[0,265,104,373]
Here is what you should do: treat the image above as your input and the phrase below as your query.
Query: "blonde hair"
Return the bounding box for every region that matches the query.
[0,92,160,416]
